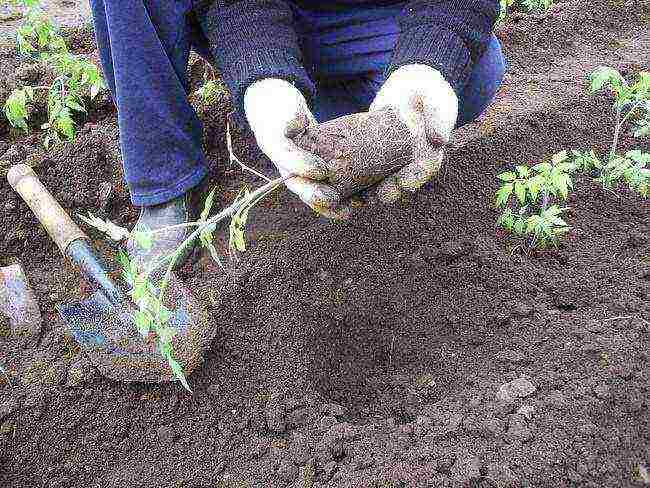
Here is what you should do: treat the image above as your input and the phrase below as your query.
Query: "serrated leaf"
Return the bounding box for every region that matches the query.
[552,150,568,165]
[514,181,527,205]
[497,171,517,182]
[515,165,530,178]
[589,66,623,94]
[495,183,513,207]
[527,178,541,202]
[513,218,526,235]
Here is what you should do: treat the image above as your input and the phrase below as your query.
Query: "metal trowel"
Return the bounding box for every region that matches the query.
[7,164,211,384]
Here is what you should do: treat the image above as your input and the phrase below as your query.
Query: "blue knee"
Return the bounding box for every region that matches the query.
[456,34,507,128]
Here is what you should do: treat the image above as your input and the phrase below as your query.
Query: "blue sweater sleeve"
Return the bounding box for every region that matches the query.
[387,0,500,95]
[199,0,315,117]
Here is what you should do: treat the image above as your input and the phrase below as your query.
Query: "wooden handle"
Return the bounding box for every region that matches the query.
[7,164,87,254]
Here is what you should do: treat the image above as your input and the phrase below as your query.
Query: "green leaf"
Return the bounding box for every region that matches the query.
[515,165,530,178]
[497,171,517,182]
[498,208,515,231]
[552,150,568,165]
[527,177,541,202]
[133,230,153,250]
[495,183,513,207]
[65,98,86,113]
[168,358,191,392]
[514,181,527,205]
[588,66,623,94]
[626,150,650,164]
[532,162,552,175]
[200,188,217,222]
[513,218,526,236]
[134,310,152,337]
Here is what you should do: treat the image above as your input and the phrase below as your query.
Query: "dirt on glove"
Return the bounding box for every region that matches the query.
[292,109,412,198]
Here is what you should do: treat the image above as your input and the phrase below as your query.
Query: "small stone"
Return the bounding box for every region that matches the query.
[287,407,310,428]
[15,64,41,83]
[250,439,269,460]
[593,384,610,400]
[585,320,606,334]
[516,405,535,419]
[66,358,97,387]
[493,399,517,416]
[495,349,529,365]
[43,361,67,386]
[3,200,16,212]
[506,414,534,443]
[97,181,114,211]
[277,458,298,482]
[544,391,568,409]
[323,461,338,480]
[436,454,457,473]
[483,417,505,437]
[577,421,597,437]
[266,396,287,433]
[320,415,338,430]
[492,312,511,328]
[156,426,175,443]
[468,394,483,409]
[451,454,481,482]
[485,463,519,487]
[627,231,648,248]
[288,433,311,465]
[0,398,19,420]
[612,366,634,381]
[511,302,533,318]
[325,403,345,417]
[496,378,536,402]
[580,342,602,354]
[3,145,26,163]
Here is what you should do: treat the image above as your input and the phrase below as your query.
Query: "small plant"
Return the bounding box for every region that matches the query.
[496,153,572,247]
[2,0,105,145]
[195,79,226,105]
[499,0,554,22]
[496,67,649,248]
[82,169,289,390]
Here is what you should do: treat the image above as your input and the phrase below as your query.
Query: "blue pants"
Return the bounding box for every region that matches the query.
[90,0,506,206]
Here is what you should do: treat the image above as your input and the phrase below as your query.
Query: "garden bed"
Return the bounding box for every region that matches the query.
[0,1,649,487]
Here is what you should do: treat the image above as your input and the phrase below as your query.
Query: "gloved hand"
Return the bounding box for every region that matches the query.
[244,78,350,219]
[369,64,458,203]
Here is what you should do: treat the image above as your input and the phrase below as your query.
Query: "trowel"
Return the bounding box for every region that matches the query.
[7,164,212,384]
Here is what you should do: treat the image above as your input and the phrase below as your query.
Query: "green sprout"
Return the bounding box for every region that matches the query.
[82,175,289,390]
[499,0,554,22]
[496,153,572,247]
[2,0,106,145]
[195,79,227,105]
[496,66,649,248]
[3,86,33,131]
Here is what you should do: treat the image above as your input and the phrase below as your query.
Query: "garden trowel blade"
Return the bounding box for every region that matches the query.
[57,271,213,384]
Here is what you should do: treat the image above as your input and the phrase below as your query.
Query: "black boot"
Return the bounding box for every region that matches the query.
[126,183,208,273]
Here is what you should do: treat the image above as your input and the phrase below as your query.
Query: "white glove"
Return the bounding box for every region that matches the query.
[369,64,458,203]
[244,78,349,219]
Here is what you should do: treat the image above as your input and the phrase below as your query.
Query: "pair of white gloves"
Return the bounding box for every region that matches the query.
[244,64,458,218]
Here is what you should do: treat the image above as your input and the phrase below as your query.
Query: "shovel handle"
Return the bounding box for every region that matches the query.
[7,164,88,254]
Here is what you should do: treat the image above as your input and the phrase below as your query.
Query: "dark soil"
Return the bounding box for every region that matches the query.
[1,1,649,487]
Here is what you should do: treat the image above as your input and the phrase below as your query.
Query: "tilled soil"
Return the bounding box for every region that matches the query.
[1,1,650,487]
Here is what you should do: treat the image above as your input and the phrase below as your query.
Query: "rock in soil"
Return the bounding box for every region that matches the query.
[496,378,537,402]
